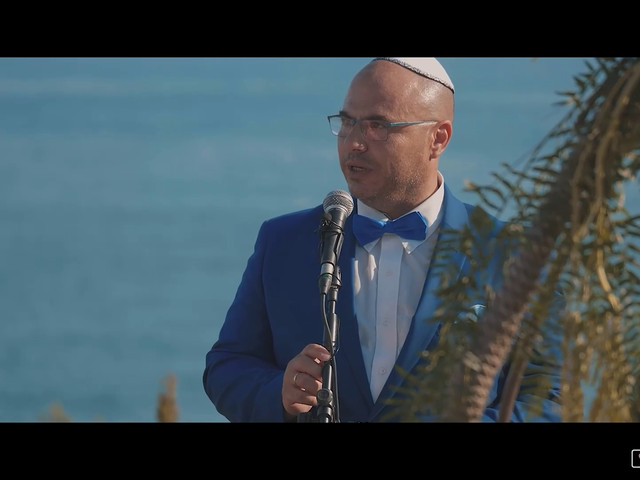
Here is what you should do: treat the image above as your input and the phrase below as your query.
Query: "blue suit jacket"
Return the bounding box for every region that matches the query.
[203,185,562,422]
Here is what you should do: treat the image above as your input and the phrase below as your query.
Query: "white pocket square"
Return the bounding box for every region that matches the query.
[455,304,486,324]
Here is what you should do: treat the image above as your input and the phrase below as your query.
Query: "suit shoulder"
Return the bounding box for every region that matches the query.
[258,204,325,236]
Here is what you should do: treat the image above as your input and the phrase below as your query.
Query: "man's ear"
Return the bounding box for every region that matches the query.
[431,121,452,158]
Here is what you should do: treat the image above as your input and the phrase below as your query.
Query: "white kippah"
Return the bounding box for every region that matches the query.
[373,57,454,94]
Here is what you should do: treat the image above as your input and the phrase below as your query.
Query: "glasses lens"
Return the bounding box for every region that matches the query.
[329,116,347,136]
[328,116,389,141]
[362,120,388,141]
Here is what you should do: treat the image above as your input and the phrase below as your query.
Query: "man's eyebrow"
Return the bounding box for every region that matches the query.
[338,110,388,121]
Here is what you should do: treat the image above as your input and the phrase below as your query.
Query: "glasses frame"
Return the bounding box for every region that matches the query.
[327,114,439,142]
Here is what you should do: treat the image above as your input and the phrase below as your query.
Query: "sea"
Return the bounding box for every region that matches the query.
[0,57,616,422]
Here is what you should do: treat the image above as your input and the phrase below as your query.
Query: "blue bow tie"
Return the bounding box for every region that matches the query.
[352,211,428,245]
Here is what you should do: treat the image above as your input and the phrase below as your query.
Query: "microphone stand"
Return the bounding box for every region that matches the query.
[298,267,341,423]
[314,267,341,423]
[298,200,352,424]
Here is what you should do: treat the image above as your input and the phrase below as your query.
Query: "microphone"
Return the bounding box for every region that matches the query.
[318,190,354,295]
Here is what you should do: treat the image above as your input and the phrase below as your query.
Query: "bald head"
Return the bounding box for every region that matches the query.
[339,58,455,217]
[351,58,455,124]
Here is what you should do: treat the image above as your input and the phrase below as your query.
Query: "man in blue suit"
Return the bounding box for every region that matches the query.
[203,57,562,422]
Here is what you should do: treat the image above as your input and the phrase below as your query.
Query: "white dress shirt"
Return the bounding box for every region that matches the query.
[354,173,445,401]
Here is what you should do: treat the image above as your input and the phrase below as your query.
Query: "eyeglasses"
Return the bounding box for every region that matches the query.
[327,114,438,142]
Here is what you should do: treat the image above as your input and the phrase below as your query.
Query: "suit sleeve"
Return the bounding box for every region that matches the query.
[202,221,287,422]
[482,289,564,422]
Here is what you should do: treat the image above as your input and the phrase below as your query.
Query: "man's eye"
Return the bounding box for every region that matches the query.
[369,121,386,130]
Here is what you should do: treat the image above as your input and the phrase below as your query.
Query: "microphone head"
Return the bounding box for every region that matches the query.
[323,190,354,217]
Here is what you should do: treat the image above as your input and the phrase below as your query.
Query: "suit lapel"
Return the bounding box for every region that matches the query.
[372,185,472,416]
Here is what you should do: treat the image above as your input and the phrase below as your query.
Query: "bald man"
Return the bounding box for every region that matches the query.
[203,58,562,423]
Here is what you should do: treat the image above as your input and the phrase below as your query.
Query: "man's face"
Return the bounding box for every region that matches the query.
[337,61,440,217]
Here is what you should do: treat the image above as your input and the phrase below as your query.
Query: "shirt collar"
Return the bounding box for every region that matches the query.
[356,172,446,251]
